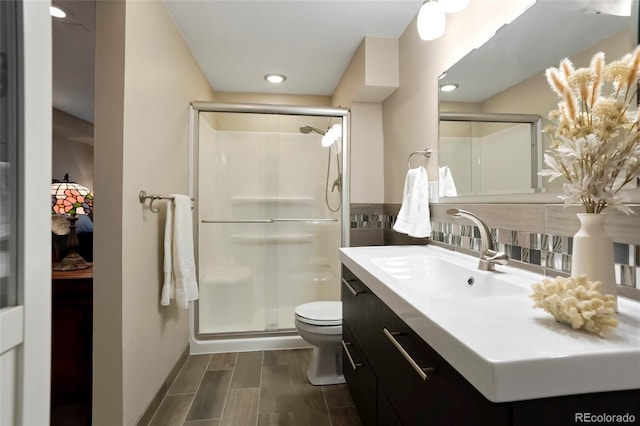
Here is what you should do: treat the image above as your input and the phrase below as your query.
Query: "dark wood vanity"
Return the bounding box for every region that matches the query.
[341,265,640,426]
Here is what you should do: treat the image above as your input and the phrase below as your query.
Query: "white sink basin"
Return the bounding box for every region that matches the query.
[370,255,530,298]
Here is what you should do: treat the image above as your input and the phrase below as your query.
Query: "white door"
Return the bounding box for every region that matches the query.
[0,1,52,425]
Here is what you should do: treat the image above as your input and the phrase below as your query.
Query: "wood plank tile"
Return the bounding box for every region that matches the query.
[257,412,294,426]
[148,394,193,426]
[322,384,354,408]
[259,409,331,426]
[259,367,330,425]
[262,349,292,368]
[288,348,312,386]
[259,364,292,414]
[185,370,232,421]
[230,351,263,388]
[208,353,237,371]
[183,420,220,426]
[329,406,363,426]
[169,355,211,395]
[220,388,259,426]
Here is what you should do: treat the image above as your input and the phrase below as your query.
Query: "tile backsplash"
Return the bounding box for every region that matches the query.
[350,203,640,300]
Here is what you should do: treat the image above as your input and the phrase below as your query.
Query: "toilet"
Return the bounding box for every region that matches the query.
[294,301,345,385]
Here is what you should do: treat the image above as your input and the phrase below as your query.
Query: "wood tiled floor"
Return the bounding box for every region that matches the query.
[145,349,362,426]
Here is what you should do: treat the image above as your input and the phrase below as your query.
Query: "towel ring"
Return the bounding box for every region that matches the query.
[408,149,432,169]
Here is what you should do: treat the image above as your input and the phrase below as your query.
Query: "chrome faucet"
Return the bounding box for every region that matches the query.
[447,208,508,271]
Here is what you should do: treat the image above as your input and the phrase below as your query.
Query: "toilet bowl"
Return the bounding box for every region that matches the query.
[294,301,345,386]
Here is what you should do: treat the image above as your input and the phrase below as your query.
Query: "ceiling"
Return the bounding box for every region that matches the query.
[52,0,423,124]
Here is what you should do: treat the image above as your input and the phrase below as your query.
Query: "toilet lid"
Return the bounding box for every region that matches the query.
[295,301,342,326]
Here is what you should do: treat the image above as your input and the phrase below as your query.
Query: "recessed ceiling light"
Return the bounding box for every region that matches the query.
[440,83,459,92]
[438,72,447,80]
[264,74,286,84]
[50,5,67,18]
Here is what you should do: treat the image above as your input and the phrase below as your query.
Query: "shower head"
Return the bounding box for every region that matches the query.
[299,125,326,136]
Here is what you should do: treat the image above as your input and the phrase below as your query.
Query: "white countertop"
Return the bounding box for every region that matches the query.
[339,245,640,402]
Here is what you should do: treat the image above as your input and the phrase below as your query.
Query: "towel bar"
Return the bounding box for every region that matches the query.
[139,190,195,213]
[408,149,432,169]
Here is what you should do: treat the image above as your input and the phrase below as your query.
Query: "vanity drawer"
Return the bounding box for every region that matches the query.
[341,323,377,426]
[341,266,383,354]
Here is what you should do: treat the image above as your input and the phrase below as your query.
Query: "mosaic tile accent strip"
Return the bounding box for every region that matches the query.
[430,220,640,290]
[350,214,384,229]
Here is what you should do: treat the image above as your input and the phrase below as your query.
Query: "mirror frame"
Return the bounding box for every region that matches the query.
[439,112,542,197]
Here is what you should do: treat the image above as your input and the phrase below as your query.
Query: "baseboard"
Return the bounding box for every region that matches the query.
[136,345,190,426]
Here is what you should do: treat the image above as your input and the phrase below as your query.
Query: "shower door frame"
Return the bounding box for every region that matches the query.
[188,101,350,348]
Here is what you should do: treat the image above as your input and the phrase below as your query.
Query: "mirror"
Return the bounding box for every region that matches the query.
[438,0,639,198]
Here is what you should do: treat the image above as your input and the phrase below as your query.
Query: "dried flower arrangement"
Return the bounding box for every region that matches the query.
[541,47,640,214]
[531,275,618,337]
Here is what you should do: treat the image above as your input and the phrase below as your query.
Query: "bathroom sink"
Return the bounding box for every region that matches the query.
[339,245,640,403]
[369,255,531,298]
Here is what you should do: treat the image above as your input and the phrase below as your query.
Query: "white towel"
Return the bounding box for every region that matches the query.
[393,166,431,238]
[161,194,199,309]
[439,166,458,197]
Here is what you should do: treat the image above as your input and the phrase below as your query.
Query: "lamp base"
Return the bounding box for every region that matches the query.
[54,251,91,271]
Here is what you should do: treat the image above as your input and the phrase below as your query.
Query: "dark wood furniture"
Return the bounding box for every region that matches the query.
[51,264,93,426]
[342,265,640,426]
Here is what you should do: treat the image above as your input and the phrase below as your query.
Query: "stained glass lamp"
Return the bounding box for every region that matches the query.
[51,175,93,271]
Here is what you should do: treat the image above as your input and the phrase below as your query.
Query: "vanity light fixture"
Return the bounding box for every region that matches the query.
[264,73,286,84]
[50,5,67,18]
[440,83,459,92]
[322,123,342,147]
[417,0,446,41]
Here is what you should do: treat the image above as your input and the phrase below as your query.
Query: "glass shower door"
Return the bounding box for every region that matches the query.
[196,111,342,336]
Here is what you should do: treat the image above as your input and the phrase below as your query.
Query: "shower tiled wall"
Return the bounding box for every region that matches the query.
[350,203,640,300]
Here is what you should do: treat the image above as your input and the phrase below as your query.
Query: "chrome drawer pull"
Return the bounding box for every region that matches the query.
[383,328,435,381]
[341,340,362,371]
[341,278,362,296]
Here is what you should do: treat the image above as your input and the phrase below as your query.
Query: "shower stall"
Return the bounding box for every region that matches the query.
[188,102,349,353]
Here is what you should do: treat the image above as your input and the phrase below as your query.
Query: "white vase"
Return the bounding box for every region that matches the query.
[571,213,617,311]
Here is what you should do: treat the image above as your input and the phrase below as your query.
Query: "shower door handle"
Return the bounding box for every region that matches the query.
[202,218,338,224]
[201,219,273,223]
[271,218,338,223]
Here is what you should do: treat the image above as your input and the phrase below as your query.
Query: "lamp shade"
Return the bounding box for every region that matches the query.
[417,1,446,41]
[51,181,94,215]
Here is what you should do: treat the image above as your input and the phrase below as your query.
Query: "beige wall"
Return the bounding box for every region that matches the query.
[382,0,540,203]
[94,0,215,424]
[52,109,94,188]
[350,102,384,203]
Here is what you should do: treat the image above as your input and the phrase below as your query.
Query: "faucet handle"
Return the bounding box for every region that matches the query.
[485,250,508,265]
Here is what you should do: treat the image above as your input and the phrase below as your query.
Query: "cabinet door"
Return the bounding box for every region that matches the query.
[378,388,402,426]
[342,323,377,426]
